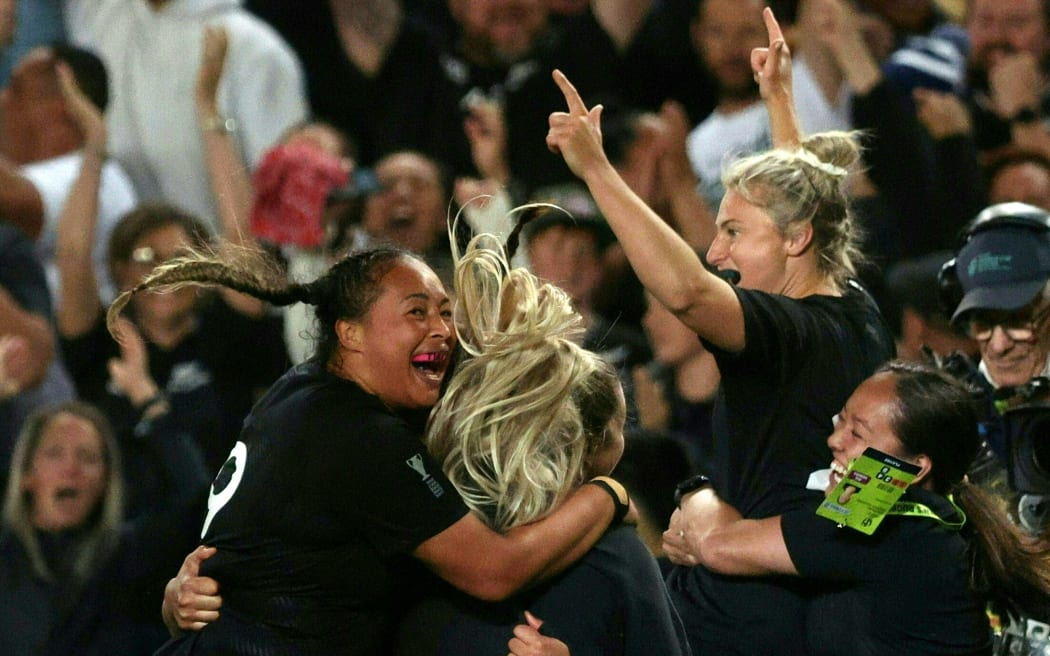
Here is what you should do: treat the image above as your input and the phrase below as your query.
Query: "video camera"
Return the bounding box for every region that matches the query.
[998,377,1050,495]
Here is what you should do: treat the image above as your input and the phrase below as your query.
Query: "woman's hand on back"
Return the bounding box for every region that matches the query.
[162,545,223,635]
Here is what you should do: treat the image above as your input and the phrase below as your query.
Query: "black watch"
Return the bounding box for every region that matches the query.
[1010,106,1041,125]
[674,474,712,506]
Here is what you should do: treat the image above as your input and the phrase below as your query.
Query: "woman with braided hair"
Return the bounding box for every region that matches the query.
[546,8,895,655]
[390,233,689,654]
[127,234,632,655]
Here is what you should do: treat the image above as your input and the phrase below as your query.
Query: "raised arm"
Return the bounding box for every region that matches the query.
[662,487,796,577]
[752,7,800,150]
[53,61,106,338]
[545,69,745,351]
[414,479,630,601]
[195,25,268,319]
[197,25,253,246]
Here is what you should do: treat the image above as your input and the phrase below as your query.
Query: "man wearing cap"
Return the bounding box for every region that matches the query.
[945,200,1050,647]
[949,202,1050,391]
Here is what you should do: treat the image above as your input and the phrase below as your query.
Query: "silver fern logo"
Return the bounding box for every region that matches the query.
[406,454,445,497]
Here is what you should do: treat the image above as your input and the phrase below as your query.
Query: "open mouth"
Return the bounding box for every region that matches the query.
[829,461,849,488]
[54,487,80,501]
[411,351,450,381]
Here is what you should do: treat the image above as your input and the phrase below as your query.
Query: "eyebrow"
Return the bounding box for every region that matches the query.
[403,293,449,305]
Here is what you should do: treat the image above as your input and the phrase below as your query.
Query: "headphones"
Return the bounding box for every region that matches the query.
[936,202,1050,318]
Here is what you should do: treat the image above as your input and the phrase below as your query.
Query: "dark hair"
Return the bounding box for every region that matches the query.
[106,241,424,367]
[108,202,212,268]
[882,360,983,494]
[50,42,109,111]
[880,360,1050,620]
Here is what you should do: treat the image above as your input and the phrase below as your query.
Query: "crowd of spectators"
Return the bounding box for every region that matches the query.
[2,0,1050,653]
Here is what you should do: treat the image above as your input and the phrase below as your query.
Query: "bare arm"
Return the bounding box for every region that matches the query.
[195,25,268,319]
[545,69,745,352]
[662,488,797,576]
[413,482,623,601]
[53,62,105,338]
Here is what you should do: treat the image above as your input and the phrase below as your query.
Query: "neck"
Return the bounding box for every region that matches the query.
[592,0,653,53]
[717,95,761,114]
[779,264,841,299]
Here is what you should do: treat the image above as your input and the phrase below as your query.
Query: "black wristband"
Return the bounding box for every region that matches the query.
[674,473,712,507]
[587,477,630,527]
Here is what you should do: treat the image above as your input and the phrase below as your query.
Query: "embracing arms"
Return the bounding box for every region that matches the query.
[661,487,797,577]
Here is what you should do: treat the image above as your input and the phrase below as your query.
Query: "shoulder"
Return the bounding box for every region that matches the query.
[217,11,302,68]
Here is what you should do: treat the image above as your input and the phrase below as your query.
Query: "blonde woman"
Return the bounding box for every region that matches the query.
[396,232,689,655]
[546,9,895,655]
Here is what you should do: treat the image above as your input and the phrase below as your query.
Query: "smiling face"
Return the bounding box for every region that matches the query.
[970,300,1050,388]
[967,0,1049,74]
[341,257,455,411]
[23,412,108,532]
[364,152,446,255]
[116,223,199,323]
[706,189,792,293]
[825,373,913,495]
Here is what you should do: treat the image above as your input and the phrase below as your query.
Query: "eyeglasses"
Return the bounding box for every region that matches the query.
[129,246,188,267]
[966,305,1049,341]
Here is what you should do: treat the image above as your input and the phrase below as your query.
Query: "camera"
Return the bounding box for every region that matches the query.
[1001,377,1050,495]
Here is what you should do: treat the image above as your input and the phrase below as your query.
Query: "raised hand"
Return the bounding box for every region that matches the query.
[546,69,607,180]
[750,7,792,103]
[106,317,160,407]
[56,61,106,154]
[750,7,801,149]
[163,545,223,634]
[507,611,570,656]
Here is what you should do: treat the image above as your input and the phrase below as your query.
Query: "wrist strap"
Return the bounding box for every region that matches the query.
[587,476,629,527]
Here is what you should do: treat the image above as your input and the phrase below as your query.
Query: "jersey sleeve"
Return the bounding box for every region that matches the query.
[307,401,468,557]
[780,507,882,583]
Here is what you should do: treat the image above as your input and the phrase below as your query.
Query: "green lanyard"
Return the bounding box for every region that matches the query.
[886,496,967,531]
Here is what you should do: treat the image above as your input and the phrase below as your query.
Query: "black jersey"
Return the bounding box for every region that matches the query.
[158,361,468,656]
[782,489,992,655]
[396,526,691,656]
[667,282,895,656]
[701,282,895,519]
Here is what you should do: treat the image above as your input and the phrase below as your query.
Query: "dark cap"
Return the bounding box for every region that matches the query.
[952,222,1050,320]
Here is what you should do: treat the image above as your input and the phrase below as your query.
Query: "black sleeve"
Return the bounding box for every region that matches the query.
[308,404,468,556]
[780,508,881,583]
[705,288,825,384]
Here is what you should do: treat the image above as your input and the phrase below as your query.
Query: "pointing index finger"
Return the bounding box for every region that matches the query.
[762,6,784,46]
[552,69,588,115]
